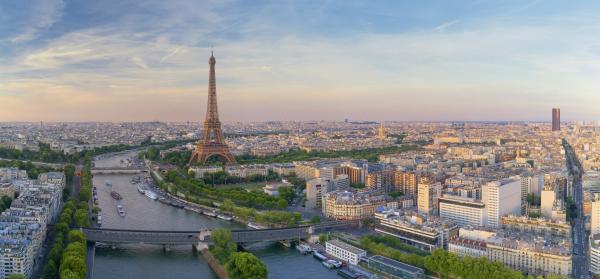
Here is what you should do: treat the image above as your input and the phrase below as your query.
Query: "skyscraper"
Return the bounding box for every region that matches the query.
[552,108,560,131]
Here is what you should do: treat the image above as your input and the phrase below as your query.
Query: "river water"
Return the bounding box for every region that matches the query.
[91,152,341,279]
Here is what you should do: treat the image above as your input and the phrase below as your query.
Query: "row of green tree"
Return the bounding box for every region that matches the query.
[200,170,281,185]
[209,229,267,279]
[0,159,58,179]
[363,234,429,256]
[221,199,302,227]
[0,143,75,163]
[43,158,92,279]
[0,138,195,164]
[43,199,89,279]
[424,249,565,279]
[163,170,289,210]
[235,145,418,164]
[78,157,93,203]
[358,237,565,279]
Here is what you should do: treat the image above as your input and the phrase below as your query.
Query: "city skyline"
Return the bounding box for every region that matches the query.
[2,1,600,122]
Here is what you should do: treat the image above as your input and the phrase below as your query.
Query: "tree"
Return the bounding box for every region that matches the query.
[319,233,328,243]
[74,208,90,227]
[276,199,288,209]
[278,186,296,203]
[64,165,76,183]
[225,252,267,279]
[221,199,235,212]
[68,230,86,245]
[310,215,320,224]
[43,259,59,279]
[209,229,237,263]
[60,242,87,279]
[7,274,25,279]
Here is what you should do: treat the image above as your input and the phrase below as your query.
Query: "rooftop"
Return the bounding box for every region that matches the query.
[369,255,424,274]
[326,239,366,255]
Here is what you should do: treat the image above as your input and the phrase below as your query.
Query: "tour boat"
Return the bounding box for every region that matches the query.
[247,222,266,230]
[217,214,232,221]
[322,259,342,269]
[296,243,312,255]
[172,202,185,209]
[203,210,217,217]
[117,205,126,217]
[110,191,122,200]
[313,251,328,261]
[158,197,170,205]
[144,190,158,200]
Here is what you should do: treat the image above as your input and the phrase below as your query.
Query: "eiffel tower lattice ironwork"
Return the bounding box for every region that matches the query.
[189,52,236,165]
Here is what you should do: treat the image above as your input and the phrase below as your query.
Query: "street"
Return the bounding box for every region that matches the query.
[563,140,589,279]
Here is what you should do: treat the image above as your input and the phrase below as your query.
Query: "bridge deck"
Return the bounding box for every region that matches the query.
[80,220,358,245]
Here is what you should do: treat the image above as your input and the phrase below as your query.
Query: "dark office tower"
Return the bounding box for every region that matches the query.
[552,108,560,131]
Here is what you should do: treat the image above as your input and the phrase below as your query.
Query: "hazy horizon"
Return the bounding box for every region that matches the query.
[2,1,600,122]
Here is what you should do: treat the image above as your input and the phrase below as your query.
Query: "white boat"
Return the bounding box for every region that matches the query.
[117,205,126,217]
[247,222,266,230]
[313,251,328,261]
[144,190,158,200]
[203,211,217,217]
[217,214,232,221]
[296,243,312,254]
[322,259,342,269]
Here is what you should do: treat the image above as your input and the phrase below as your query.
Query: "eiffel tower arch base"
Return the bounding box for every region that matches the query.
[189,146,236,165]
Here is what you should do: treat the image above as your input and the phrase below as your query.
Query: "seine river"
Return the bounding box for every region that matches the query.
[91,152,341,279]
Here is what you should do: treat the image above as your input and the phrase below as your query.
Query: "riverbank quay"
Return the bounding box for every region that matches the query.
[200,248,231,279]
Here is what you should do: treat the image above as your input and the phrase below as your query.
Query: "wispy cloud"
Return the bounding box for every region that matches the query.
[435,20,460,32]
[10,0,65,43]
[2,1,600,121]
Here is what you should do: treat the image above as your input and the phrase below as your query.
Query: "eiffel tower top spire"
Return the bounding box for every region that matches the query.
[206,51,219,123]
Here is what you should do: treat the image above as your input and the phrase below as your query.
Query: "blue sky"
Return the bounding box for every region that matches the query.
[1,0,600,122]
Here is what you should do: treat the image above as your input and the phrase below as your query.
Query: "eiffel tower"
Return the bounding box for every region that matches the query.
[189,52,236,165]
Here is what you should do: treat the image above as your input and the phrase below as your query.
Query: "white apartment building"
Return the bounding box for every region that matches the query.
[325,239,366,265]
[541,186,556,219]
[417,180,441,216]
[486,237,571,277]
[0,243,34,279]
[482,177,522,228]
[449,227,572,278]
[306,178,331,210]
[438,195,486,227]
[590,234,600,276]
[592,194,600,235]
[448,237,487,258]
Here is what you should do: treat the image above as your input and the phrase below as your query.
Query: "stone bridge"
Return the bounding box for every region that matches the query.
[79,220,358,245]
